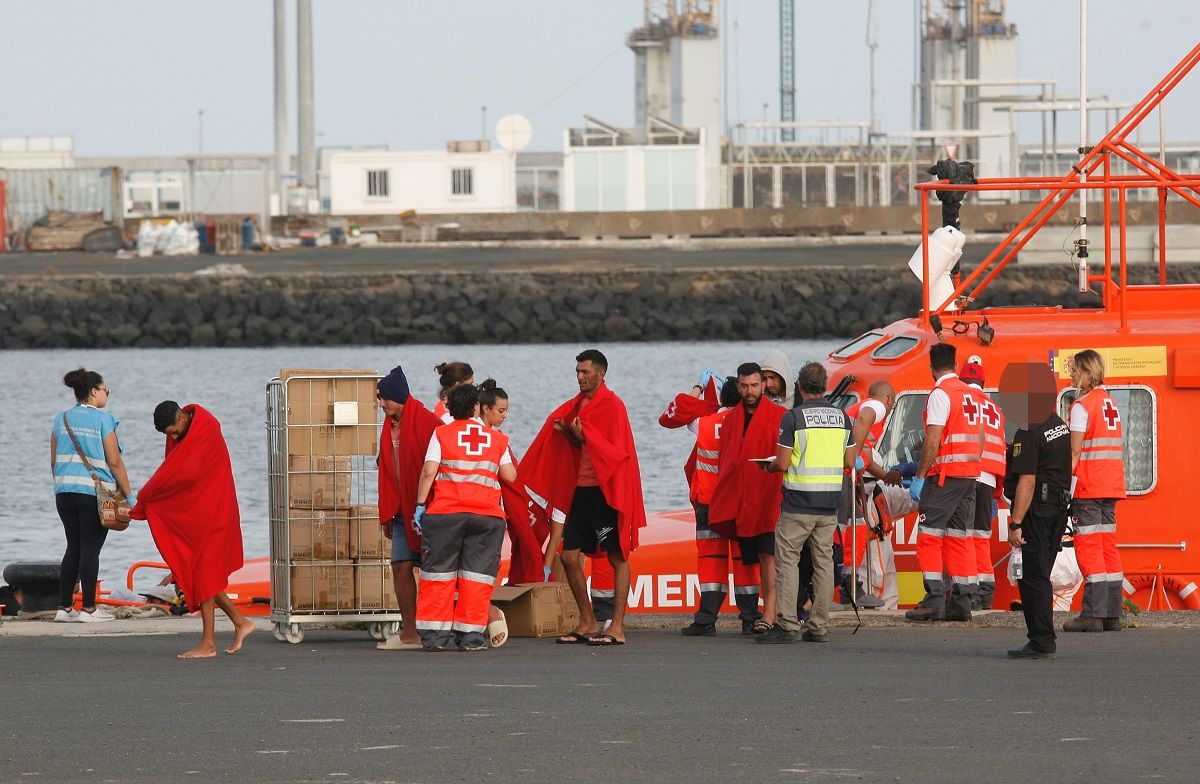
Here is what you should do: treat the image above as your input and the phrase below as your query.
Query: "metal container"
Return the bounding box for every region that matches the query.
[0,166,120,230]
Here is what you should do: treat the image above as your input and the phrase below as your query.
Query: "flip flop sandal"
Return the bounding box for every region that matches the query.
[555,631,591,645]
[586,633,625,646]
[752,620,772,635]
[488,609,509,648]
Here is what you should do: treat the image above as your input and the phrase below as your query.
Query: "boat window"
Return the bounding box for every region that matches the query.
[876,392,930,469]
[1058,386,1157,494]
[831,392,859,412]
[831,332,884,358]
[872,336,920,360]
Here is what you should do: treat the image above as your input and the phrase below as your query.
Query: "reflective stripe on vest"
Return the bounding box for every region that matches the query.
[783,403,849,509]
[926,376,982,480]
[691,410,723,504]
[427,419,509,518]
[1074,388,1126,499]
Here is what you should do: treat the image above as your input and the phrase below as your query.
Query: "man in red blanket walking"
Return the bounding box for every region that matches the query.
[523,349,646,646]
[374,366,443,651]
[131,402,254,659]
[709,363,787,634]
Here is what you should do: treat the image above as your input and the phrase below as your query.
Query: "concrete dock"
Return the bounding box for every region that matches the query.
[2,612,1197,783]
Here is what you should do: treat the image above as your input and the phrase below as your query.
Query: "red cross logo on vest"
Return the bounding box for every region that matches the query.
[980,399,1000,429]
[961,395,980,425]
[1102,398,1120,430]
[457,422,492,456]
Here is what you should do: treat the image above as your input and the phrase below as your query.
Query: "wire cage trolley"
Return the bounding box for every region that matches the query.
[267,370,403,644]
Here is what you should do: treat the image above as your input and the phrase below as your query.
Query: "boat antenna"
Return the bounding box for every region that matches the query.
[1074,0,1090,292]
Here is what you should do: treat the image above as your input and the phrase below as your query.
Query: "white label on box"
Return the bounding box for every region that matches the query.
[332,401,360,426]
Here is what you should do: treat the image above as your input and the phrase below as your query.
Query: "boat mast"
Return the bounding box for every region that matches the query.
[1076,0,1090,292]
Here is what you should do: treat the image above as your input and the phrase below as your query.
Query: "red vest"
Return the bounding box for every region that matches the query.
[1073,388,1126,499]
[847,400,886,450]
[925,375,982,480]
[427,419,509,519]
[691,411,723,504]
[965,386,1007,480]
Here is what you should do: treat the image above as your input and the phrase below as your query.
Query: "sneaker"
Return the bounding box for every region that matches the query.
[53,609,78,623]
[681,622,716,637]
[800,630,829,643]
[459,642,488,652]
[754,624,799,644]
[1007,643,1056,660]
[944,609,973,623]
[76,609,114,623]
[904,606,946,622]
[1063,615,1103,633]
[1102,617,1122,632]
[740,619,759,636]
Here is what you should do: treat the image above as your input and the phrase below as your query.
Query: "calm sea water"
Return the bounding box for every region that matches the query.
[2,340,841,586]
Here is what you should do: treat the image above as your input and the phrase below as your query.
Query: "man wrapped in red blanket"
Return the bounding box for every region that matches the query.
[522,349,646,646]
[131,402,254,659]
[709,363,786,632]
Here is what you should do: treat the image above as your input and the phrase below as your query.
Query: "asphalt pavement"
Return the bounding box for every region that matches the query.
[0,240,996,278]
[2,621,1195,784]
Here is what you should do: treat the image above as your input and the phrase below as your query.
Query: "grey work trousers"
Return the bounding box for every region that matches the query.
[775,511,837,636]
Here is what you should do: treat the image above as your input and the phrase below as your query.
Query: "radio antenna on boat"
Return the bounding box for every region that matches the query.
[1076,0,1090,292]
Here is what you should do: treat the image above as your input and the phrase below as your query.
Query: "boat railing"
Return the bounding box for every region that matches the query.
[913,40,1200,333]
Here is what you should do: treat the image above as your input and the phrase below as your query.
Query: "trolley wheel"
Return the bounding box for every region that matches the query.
[283,622,305,644]
[367,622,385,641]
[271,623,286,642]
[381,622,401,640]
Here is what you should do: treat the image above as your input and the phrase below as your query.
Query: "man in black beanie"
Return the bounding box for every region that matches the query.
[375,366,443,651]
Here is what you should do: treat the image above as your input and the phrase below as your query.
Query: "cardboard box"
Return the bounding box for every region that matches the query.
[354,562,398,610]
[287,455,352,509]
[289,508,350,561]
[289,564,354,611]
[490,582,580,638]
[282,369,379,457]
[349,504,386,560]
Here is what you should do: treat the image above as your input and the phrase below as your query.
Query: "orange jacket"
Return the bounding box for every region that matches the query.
[1073,388,1127,499]
[427,419,509,519]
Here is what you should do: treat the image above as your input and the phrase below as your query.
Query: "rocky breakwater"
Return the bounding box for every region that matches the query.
[1,266,1190,349]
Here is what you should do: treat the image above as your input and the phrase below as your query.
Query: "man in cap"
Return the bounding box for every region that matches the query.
[375,366,444,651]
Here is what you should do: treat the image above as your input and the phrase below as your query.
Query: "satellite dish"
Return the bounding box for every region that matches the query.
[495,114,533,152]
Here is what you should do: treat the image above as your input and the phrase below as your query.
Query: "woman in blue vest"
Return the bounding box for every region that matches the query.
[50,368,134,623]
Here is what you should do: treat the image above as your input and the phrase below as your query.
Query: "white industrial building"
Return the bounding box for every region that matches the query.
[561,118,708,211]
[327,147,517,215]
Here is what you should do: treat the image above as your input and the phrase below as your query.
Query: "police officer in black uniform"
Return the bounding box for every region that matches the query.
[998,362,1073,660]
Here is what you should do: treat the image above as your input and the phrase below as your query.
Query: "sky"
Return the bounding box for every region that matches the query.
[1,0,1197,157]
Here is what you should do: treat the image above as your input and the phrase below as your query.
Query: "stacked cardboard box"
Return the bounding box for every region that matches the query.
[281,368,385,613]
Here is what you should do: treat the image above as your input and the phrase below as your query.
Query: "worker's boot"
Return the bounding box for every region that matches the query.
[1063,615,1104,632]
[1102,617,1123,631]
[840,575,884,609]
[905,606,945,622]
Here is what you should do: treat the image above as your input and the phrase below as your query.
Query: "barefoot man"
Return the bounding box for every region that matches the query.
[131,401,253,658]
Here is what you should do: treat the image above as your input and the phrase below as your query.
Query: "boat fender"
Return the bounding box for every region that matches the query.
[1,562,62,615]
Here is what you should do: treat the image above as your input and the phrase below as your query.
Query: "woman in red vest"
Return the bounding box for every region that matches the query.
[414,383,516,651]
[1064,350,1127,633]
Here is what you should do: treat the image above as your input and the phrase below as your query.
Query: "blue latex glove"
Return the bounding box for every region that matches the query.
[854,455,865,472]
[699,369,722,390]
[412,504,426,533]
[543,565,552,581]
[908,476,925,502]
[125,491,138,508]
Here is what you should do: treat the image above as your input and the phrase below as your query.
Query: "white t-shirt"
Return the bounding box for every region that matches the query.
[1069,401,1089,432]
[424,419,514,465]
[859,398,887,425]
[924,372,957,426]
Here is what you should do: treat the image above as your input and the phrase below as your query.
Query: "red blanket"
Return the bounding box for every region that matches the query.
[708,399,786,539]
[500,447,549,584]
[377,396,443,554]
[129,405,243,608]
[521,382,647,558]
[657,381,720,487]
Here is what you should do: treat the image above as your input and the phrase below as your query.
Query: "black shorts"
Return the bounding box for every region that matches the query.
[563,486,620,556]
[738,532,776,565]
